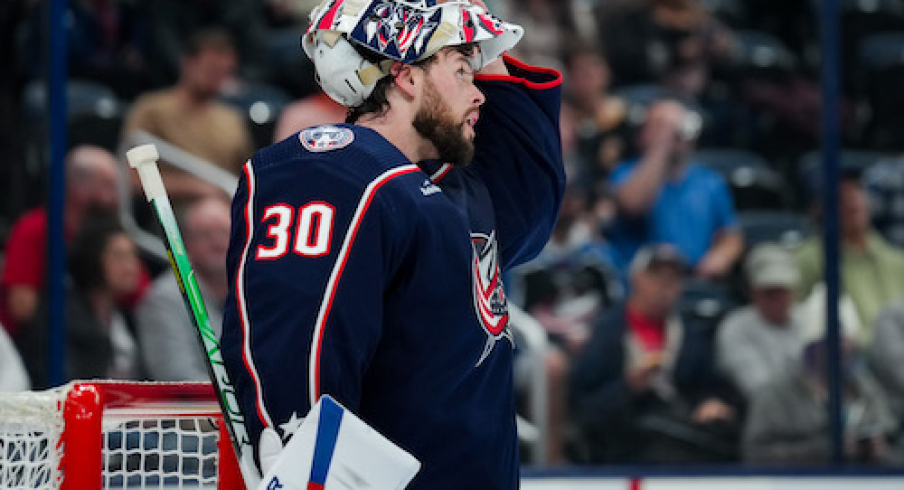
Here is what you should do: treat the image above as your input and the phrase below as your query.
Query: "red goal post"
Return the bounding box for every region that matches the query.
[0,381,245,489]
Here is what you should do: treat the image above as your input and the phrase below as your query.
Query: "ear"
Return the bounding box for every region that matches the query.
[391,62,422,100]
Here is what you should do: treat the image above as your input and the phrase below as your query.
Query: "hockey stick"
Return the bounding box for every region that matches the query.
[127,144,261,489]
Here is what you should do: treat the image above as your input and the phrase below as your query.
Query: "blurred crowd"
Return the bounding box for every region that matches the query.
[4,0,904,469]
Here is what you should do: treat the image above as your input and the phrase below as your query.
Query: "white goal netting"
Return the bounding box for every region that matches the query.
[0,382,228,489]
[0,388,65,488]
[101,416,219,489]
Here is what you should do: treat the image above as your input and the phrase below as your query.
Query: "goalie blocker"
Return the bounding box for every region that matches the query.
[257,395,420,490]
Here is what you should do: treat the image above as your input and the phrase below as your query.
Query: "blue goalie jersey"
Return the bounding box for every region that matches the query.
[221,57,564,489]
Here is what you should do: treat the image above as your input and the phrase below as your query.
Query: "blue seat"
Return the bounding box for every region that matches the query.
[797,149,885,198]
[679,279,735,326]
[220,83,293,150]
[22,79,122,123]
[857,33,904,150]
[730,30,798,80]
[694,147,790,210]
[698,0,747,27]
[737,210,813,250]
[858,32,904,72]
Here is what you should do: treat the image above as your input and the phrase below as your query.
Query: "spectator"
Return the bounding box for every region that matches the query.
[868,300,904,418]
[0,323,29,391]
[514,185,620,356]
[272,90,346,143]
[863,155,904,249]
[122,28,253,205]
[657,34,740,148]
[142,0,269,84]
[136,197,231,381]
[570,244,738,464]
[595,0,734,87]
[16,0,153,98]
[795,171,904,347]
[19,218,142,388]
[743,338,900,466]
[561,44,632,188]
[716,244,807,400]
[510,186,621,466]
[0,145,119,338]
[605,98,743,279]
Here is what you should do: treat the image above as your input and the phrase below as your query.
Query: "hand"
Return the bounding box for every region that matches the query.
[695,252,730,279]
[435,0,510,76]
[691,398,734,424]
[562,325,590,356]
[643,101,686,156]
[259,427,285,475]
[625,352,664,393]
[478,57,509,76]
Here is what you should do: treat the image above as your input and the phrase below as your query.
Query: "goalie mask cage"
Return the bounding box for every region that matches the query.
[0,381,245,489]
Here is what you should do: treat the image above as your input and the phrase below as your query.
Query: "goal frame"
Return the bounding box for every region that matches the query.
[2,381,245,490]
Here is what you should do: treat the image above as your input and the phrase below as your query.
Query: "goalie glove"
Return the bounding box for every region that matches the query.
[258,427,286,476]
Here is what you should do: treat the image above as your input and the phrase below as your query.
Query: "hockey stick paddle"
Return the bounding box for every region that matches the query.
[127,144,260,488]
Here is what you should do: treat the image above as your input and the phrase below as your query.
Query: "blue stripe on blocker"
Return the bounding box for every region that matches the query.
[309,396,345,487]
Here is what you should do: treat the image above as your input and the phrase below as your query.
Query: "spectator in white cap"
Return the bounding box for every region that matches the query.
[718,243,860,402]
[716,244,807,401]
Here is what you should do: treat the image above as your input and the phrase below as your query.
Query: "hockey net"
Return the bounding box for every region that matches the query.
[0,381,244,489]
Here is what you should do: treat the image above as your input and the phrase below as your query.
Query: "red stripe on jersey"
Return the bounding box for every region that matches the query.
[475,55,562,90]
[307,483,325,490]
[430,163,453,183]
[308,164,422,405]
[236,161,275,429]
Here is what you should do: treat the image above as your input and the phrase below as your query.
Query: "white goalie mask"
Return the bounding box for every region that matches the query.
[302,0,523,107]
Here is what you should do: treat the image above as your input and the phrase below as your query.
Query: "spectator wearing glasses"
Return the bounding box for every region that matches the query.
[136,197,231,381]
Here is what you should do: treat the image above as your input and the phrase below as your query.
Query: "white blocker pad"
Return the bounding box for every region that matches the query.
[257,395,421,490]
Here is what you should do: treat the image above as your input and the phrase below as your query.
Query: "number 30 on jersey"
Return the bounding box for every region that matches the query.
[256,202,335,260]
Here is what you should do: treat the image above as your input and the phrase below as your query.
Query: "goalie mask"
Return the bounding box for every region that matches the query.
[302,0,523,107]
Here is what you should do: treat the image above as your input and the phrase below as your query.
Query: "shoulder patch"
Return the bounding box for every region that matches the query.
[299,125,354,152]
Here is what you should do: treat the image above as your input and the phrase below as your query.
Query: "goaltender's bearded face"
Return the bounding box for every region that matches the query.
[413,48,485,166]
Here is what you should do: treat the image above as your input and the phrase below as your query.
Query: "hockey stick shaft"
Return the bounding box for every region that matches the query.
[126,144,260,489]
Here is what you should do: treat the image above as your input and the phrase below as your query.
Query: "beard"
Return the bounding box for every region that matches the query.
[412,78,475,166]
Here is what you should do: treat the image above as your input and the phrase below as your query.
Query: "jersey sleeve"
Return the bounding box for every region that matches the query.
[221,157,416,453]
[470,56,566,270]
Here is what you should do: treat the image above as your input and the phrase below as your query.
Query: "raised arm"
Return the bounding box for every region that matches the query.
[612,101,686,216]
[467,57,566,269]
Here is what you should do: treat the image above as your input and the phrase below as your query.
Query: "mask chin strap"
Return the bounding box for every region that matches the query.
[357,59,395,87]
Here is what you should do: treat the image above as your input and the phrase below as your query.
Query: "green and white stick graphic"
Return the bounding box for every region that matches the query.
[127,144,260,489]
